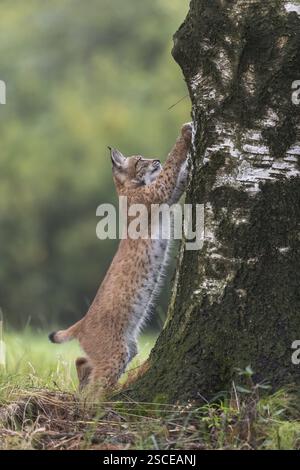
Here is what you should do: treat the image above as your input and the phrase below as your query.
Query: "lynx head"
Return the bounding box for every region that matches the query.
[109,147,162,191]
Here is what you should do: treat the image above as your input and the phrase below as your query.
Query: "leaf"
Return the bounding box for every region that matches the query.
[235,386,252,394]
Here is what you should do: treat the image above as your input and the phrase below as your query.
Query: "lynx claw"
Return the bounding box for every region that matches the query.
[181,122,193,143]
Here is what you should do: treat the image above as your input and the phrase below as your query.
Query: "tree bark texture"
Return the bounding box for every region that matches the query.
[129,0,300,403]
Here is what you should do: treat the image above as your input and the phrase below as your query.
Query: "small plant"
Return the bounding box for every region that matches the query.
[0,309,6,369]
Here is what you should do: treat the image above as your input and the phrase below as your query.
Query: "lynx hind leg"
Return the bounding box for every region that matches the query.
[88,342,130,391]
[75,356,93,391]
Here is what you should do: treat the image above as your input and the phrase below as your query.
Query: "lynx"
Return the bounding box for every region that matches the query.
[49,123,192,390]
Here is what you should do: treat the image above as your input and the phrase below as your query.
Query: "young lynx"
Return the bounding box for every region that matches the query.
[49,123,192,390]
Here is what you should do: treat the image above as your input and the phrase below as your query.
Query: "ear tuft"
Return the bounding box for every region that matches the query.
[109,147,126,169]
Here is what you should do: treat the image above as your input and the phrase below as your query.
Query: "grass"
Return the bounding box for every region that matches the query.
[1,329,156,392]
[1,330,300,450]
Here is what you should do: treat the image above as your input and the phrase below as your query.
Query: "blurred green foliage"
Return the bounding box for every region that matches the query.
[0,0,190,328]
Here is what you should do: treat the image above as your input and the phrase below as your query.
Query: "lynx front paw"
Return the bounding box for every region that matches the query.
[181,122,193,144]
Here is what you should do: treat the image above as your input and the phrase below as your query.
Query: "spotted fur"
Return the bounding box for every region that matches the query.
[49,123,192,391]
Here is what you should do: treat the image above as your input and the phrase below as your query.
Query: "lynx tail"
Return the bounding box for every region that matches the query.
[49,320,82,344]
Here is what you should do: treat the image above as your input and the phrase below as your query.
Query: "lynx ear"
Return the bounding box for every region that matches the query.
[108,147,127,169]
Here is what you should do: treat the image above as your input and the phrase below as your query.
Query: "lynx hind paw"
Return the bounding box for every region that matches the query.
[181,122,193,142]
[76,357,93,391]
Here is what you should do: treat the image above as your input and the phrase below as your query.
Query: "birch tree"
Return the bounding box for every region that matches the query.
[129,0,300,402]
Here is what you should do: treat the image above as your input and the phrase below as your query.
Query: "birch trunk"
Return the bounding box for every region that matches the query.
[129,0,300,403]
